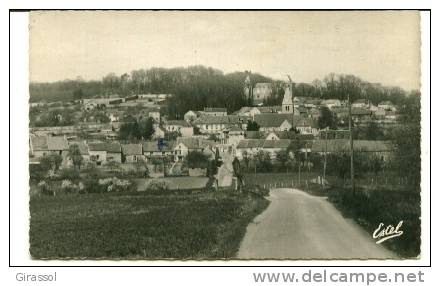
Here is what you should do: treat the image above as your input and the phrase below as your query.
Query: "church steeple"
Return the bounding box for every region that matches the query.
[281,83,294,114]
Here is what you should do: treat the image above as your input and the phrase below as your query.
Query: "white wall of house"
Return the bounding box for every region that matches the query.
[165,125,181,132]
[89,150,107,163]
[174,143,189,161]
[196,123,226,134]
[125,155,145,163]
[180,127,194,137]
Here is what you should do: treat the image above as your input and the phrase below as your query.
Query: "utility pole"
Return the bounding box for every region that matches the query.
[348,93,355,195]
[323,129,328,187]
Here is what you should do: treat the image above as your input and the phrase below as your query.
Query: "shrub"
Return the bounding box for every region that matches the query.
[61,179,78,193]
[59,168,81,180]
[84,178,105,193]
[98,177,133,192]
[144,180,170,192]
[37,180,54,196]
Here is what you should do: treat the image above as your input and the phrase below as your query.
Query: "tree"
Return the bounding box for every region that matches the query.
[391,125,420,186]
[73,88,84,100]
[254,151,273,172]
[317,106,336,129]
[186,151,209,169]
[364,121,384,140]
[370,154,384,184]
[246,120,260,131]
[119,122,141,141]
[276,149,289,171]
[139,117,154,140]
[40,154,63,175]
[69,144,83,170]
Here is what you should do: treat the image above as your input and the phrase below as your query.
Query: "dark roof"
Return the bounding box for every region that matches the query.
[253,114,302,128]
[204,107,227,113]
[237,139,265,149]
[244,131,266,139]
[263,139,291,148]
[353,99,369,104]
[89,142,121,153]
[237,139,291,149]
[166,120,191,127]
[121,144,143,155]
[177,137,213,149]
[30,135,69,151]
[257,106,281,113]
[194,115,250,125]
[69,142,89,155]
[351,108,372,116]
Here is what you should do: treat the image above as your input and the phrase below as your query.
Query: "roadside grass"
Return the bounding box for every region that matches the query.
[328,187,421,258]
[29,189,269,259]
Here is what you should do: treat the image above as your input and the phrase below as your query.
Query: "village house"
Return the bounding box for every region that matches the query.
[253,113,301,132]
[233,106,261,117]
[352,99,370,109]
[296,118,320,135]
[174,137,214,162]
[235,139,291,160]
[68,141,91,163]
[164,120,194,137]
[351,108,373,124]
[321,99,343,109]
[378,101,397,112]
[304,99,321,109]
[29,135,70,161]
[224,125,245,147]
[30,125,79,137]
[82,98,118,110]
[142,140,176,161]
[88,142,122,165]
[122,144,144,163]
[257,106,282,114]
[200,107,228,117]
[374,108,387,118]
[193,115,249,134]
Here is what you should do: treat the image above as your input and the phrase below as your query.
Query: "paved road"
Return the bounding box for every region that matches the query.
[216,151,233,187]
[237,188,397,259]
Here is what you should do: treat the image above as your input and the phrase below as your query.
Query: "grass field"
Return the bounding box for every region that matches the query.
[134,177,209,191]
[29,190,269,259]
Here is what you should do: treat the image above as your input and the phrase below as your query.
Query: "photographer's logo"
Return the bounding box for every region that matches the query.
[373,220,403,244]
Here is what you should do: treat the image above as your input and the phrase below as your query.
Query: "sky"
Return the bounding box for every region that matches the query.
[29,11,421,90]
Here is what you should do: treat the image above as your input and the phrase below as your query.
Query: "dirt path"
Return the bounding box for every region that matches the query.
[216,151,233,187]
[237,188,397,259]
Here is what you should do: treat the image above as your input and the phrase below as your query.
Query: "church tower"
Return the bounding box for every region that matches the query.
[281,83,294,114]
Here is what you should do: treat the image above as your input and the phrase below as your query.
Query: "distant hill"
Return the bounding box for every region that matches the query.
[29,65,417,119]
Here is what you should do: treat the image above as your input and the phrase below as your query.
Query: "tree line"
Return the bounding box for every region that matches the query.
[30,65,419,119]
